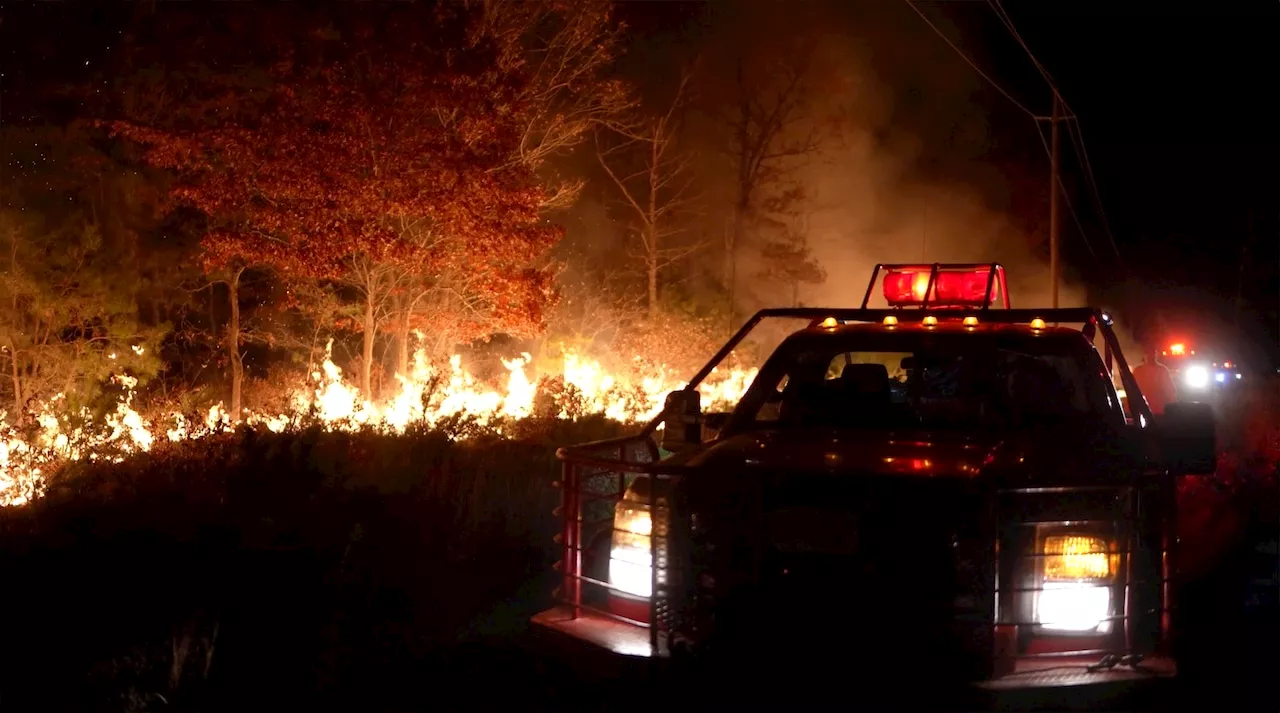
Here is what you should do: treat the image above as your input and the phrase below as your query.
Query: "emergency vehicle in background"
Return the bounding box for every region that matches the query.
[532,263,1219,706]
[1159,340,1245,399]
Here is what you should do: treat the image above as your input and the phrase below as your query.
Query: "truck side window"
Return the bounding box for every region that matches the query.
[755,374,789,422]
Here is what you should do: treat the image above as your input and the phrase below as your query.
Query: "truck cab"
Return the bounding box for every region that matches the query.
[533,264,1218,706]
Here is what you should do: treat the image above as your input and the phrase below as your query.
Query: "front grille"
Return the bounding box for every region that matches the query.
[682,473,993,677]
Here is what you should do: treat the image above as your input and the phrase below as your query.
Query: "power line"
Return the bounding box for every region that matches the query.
[986,0,1053,88]
[986,0,1124,268]
[901,0,1038,119]
[1033,119,1098,261]
[906,0,1103,274]
[1064,118,1124,266]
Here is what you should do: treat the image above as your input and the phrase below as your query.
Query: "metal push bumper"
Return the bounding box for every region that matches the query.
[532,605,667,661]
[532,604,1176,707]
[530,605,668,688]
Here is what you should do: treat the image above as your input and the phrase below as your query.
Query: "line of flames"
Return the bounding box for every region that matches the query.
[0,340,758,507]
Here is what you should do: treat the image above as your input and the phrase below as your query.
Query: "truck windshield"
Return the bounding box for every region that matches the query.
[734,333,1119,432]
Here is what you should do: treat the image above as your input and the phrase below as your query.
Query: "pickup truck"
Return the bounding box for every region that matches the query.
[532,263,1218,708]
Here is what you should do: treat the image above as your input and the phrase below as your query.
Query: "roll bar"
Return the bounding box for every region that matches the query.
[860,262,1012,310]
[639,306,1153,435]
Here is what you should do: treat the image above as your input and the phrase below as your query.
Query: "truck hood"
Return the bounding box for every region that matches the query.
[671,423,1141,481]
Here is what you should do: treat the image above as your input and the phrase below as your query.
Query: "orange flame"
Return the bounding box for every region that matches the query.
[0,339,758,507]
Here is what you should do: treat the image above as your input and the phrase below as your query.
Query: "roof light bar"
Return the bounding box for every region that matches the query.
[862,263,1011,310]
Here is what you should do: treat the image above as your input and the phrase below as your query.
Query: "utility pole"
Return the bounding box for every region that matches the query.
[1049,91,1061,309]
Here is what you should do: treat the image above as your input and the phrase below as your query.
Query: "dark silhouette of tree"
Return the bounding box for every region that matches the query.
[0,126,166,421]
[597,69,702,318]
[756,200,825,307]
[717,43,824,328]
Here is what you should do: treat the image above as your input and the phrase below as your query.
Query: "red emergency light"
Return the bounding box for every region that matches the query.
[883,271,933,304]
[882,268,1002,307]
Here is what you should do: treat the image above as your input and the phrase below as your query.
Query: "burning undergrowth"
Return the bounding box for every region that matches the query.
[0,337,760,507]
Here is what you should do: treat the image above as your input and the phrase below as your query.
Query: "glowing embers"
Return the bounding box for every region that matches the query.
[1035,534,1118,634]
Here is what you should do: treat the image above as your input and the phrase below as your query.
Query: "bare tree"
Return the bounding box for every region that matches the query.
[475,0,637,207]
[597,71,702,318]
[755,197,825,308]
[718,44,825,328]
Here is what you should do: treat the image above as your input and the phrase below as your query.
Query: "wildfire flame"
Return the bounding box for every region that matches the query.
[0,339,757,507]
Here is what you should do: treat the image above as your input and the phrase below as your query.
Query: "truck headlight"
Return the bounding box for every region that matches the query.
[1184,365,1209,389]
[1035,534,1118,633]
[609,502,653,598]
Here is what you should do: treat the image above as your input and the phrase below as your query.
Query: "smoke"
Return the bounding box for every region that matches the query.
[691,8,1078,311]
[550,0,1149,368]
[687,1,1146,361]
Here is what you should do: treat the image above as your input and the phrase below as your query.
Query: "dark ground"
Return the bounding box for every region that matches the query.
[0,421,1273,712]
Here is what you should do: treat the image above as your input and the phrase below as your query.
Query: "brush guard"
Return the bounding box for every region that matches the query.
[537,446,1179,689]
[535,434,683,659]
[981,480,1179,689]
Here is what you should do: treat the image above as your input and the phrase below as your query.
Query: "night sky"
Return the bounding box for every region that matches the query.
[3,1,1277,365]
[924,1,1279,364]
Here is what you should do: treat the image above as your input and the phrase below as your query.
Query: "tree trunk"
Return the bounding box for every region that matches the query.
[226,274,243,422]
[646,136,660,318]
[646,230,659,319]
[727,207,743,333]
[393,293,410,379]
[8,347,22,424]
[395,317,410,379]
[361,292,375,398]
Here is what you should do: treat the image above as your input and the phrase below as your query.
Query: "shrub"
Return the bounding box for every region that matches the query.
[0,417,632,711]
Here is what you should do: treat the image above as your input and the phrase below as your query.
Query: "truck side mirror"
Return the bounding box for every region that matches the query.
[660,389,702,453]
[1160,401,1217,475]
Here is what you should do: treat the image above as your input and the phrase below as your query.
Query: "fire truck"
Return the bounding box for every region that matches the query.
[532,264,1218,707]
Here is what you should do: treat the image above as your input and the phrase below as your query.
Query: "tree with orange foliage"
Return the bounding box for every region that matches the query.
[113,2,629,410]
